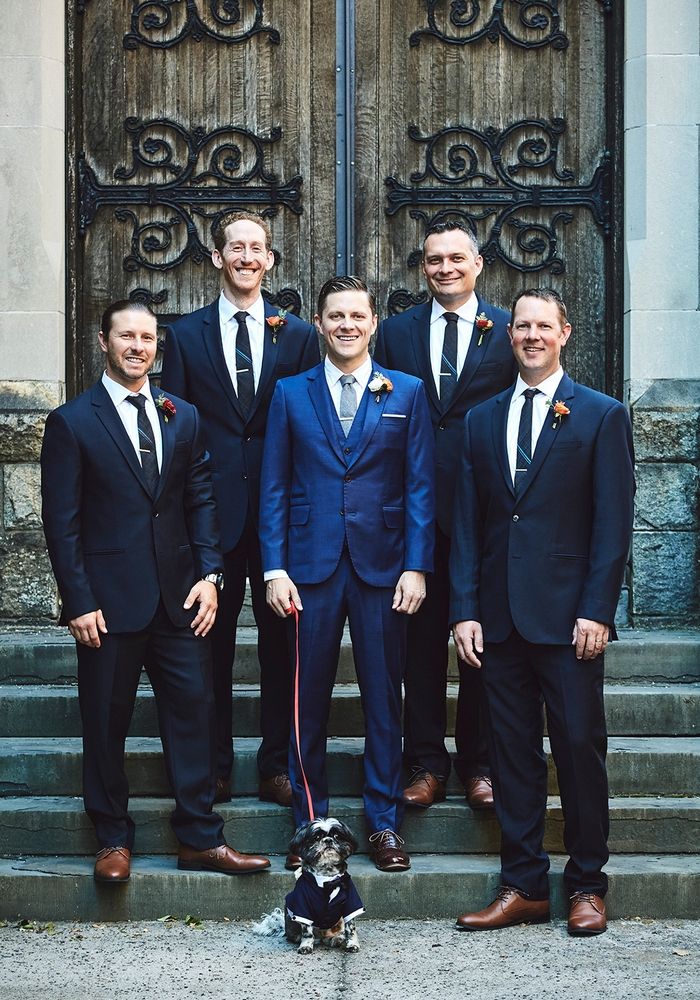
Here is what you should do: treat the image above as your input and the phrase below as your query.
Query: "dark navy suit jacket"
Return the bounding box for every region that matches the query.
[40,382,223,633]
[259,364,435,586]
[373,296,515,535]
[448,373,635,644]
[160,299,320,553]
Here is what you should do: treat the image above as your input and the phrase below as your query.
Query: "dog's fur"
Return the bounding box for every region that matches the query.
[254,818,362,954]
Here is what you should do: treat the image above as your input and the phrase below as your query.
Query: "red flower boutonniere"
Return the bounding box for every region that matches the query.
[156,393,177,422]
[546,398,570,429]
[266,309,288,344]
[475,312,494,347]
[368,371,394,402]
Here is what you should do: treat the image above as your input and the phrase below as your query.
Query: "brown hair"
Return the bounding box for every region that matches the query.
[316,275,377,317]
[212,211,272,253]
[510,287,568,327]
[422,220,480,258]
[100,300,155,337]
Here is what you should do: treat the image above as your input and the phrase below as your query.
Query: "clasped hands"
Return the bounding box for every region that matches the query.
[452,617,610,669]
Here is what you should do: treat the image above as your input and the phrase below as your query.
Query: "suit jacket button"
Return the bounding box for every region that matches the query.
[340,511,344,516]
[345,475,351,482]
[344,447,351,454]
[245,436,252,442]
[439,423,446,430]
[242,473,247,480]
[512,514,519,522]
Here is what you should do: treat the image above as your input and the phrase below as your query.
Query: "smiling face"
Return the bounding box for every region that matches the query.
[315,289,377,373]
[421,228,484,309]
[98,307,158,390]
[212,218,274,307]
[508,295,571,386]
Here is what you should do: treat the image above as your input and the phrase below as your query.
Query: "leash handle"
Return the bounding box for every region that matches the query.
[290,604,315,821]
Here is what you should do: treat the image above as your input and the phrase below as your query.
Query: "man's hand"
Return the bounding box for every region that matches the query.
[266,578,303,618]
[68,610,108,648]
[452,620,483,669]
[392,571,426,615]
[572,618,609,660]
[184,580,218,637]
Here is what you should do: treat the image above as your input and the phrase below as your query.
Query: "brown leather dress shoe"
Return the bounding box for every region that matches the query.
[213,777,231,804]
[568,892,607,936]
[285,852,302,871]
[456,886,550,930]
[368,830,411,871]
[178,843,271,875]
[402,771,447,808]
[258,773,293,807]
[465,775,494,810]
[94,846,131,883]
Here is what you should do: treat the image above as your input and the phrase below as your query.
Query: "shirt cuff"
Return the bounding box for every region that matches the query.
[263,570,289,582]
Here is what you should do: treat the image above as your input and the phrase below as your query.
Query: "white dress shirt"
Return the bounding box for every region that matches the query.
[101,371,163,470]
[219,291,266,394]
[264,354,373,582]
[506,367,564,484]
[429,292,478,397]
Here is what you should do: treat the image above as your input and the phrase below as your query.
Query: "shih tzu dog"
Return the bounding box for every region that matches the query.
[254,818,364,954]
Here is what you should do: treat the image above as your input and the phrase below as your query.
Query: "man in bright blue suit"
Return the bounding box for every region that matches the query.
[374,221,516,810]
[161,212,320,807]
[41,301,270,881]
[260,276,435,872]
[450,288,635,936]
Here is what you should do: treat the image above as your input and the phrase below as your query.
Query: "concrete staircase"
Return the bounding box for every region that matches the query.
[0,627,698,922]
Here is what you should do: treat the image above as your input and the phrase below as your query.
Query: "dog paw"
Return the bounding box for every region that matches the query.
[297,942,314,955]
[344,943,360,953]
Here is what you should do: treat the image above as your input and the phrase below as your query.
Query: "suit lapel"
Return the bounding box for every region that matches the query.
[200,300,245,420]
[249,301,281,422]
[493,387,516,496]
[346,384,384,468]
[515,373,576,503]
[90,382,152,496]
[411,304,441,414]
[151,387,174,499]
[449,296,498,414]
[307,366,346,466]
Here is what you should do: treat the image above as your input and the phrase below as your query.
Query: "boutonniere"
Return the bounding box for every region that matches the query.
[155,393,176,422]
[266,309,288,344]
[546,398,570,429]
[368,371,393,402]
[475,312,494,347]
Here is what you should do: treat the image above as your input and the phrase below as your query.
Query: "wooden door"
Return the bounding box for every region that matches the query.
[68,1,621,395]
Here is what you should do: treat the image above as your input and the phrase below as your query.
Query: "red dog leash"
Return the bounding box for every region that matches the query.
[289,604,315,821]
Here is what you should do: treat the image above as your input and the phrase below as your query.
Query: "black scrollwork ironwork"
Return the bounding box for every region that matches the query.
[410,0,568,50]
[128,287,170,307]
[263,288,303,315]
[386,289,430,316]
[78,118,302,272]
[123,0,280,49]
[385,121,611,282]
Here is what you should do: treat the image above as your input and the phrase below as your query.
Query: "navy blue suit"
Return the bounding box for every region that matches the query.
[449,373,635,897]
[41,382,225,850]
[373,297,515,783]
[161,300,320,780]
[259,364,435,833]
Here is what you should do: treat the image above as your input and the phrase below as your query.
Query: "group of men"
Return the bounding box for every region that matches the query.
[40,210,634,937]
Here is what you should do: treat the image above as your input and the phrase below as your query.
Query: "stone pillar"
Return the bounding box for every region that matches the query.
[0,2,65,619]
[625,2,700,625]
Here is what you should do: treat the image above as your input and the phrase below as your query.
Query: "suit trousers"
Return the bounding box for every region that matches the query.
[211,514,292,779]
[404,524,490,781]
[289,548,406,834]
[481,630,609,899]
[77,602,224,851]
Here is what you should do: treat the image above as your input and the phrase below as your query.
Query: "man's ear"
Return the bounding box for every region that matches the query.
[98,331,109,354]
[211,249,223,271]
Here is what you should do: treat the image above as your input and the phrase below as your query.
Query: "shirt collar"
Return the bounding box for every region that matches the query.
[101,371,152,407]
[218,290,265,329]
[430,292,479,326]
[513,367,564,402]
[324,354,373,391]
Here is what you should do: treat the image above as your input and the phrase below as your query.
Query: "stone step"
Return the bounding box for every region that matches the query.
[1,682,698,739]
[1,795,698,858]
[2,736,698,799]
[0,629,698,686]
[1,853,698,922]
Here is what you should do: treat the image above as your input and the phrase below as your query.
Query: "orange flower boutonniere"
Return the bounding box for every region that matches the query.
[368,371,394,402]
[475,312,494,347]
[546,398,570,429]
[266,309,288,344]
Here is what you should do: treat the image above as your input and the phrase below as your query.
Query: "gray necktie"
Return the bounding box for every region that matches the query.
[339,374,357,437]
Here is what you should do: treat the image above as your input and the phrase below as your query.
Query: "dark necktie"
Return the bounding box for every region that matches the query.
[514,388,538,494]
[234,310,255,415]
[440,312,459,406]
[126,394,159,495]
[339,374,357,437]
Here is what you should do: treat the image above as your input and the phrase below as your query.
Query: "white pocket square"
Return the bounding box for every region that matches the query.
[382,413,407,419]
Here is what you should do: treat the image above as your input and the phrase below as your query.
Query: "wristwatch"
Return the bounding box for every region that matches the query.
[202,572,225,591]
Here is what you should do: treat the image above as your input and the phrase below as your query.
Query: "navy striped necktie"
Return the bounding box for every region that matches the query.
[514,388,538,494]
[234,310,254,415]
[440,312,459,405]
[126,394,159,494]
